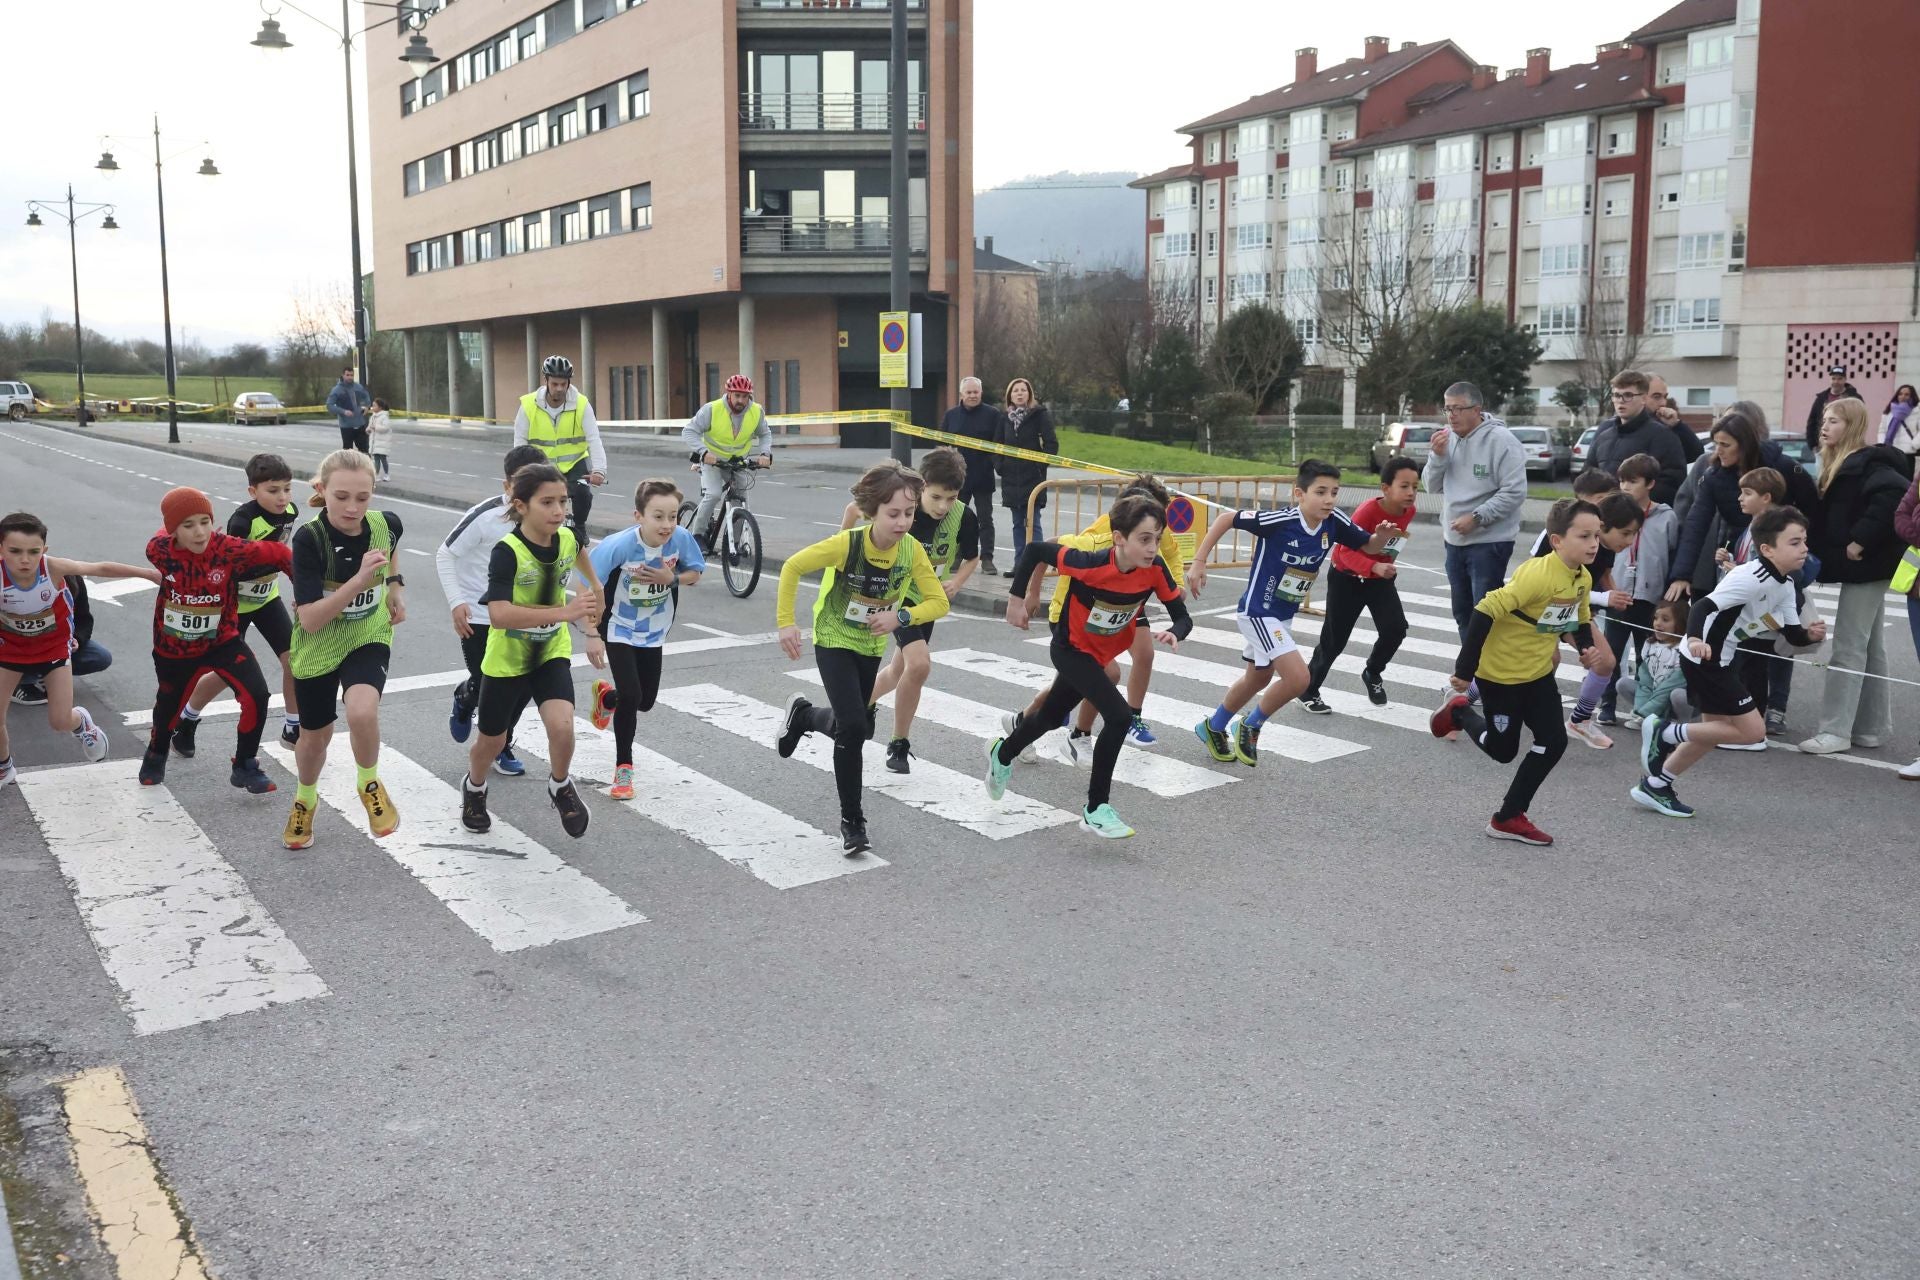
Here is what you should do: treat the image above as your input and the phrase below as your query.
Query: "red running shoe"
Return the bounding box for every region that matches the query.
[1486,813,1553,846]
[589,679,616,732]
[1430,693,1470,739]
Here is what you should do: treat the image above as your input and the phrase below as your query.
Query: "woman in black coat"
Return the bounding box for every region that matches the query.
[997,377,1057,571]
[1667,410,1817,599]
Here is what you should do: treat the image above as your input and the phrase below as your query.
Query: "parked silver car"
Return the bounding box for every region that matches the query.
[1369,422,1435,473]
[0,380,37,421]
[1511,425,1572,478]
[232,392,288,425]
[1571,427,1598,469]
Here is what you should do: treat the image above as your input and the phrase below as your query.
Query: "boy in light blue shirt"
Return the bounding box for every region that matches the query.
[586,478,705,799]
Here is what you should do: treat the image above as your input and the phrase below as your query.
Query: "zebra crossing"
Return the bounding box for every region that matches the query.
[8,588,1895,1039]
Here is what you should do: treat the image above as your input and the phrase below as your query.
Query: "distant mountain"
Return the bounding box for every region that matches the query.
[973,172,1144,274]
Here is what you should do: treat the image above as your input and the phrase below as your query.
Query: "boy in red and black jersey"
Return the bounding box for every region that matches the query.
[986,493,1191,839]
[140,487,293,792]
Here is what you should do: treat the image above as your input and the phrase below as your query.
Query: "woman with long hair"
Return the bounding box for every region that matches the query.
[997,378,1057,569]
[1882,384,1920,453]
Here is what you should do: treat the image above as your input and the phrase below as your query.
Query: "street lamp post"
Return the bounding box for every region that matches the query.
[251,1,441,388]
[24,187,118,425]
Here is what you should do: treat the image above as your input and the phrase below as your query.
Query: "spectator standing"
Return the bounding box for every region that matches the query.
[942,377,1006,574]
[1801,397,1908,754]
[1423,381,1527,639]
[368,399,393,481]
[1649,374,1703,464]
[326,367,373,453]
[1804,365,1864,447]
[1583,370,1689,504]
[998,377,1057,570]
[1880,384,1920,452]
[1891,473,1920,778]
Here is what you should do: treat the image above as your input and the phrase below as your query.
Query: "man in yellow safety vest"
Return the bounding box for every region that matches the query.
[680,372,774,546]
[513,354,607,540]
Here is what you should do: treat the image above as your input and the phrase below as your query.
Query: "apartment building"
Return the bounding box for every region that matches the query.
[368,0,973,439]
[1132,0,1920,424]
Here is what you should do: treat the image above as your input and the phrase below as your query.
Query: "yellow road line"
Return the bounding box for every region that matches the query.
[58,1067,212,1280]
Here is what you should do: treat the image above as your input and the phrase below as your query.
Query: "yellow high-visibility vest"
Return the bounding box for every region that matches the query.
[521,391,589,471]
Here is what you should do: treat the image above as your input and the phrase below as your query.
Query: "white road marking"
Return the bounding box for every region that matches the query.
[512,714,887,886]
[264,737,645,951]
[1105,644,1435,734]
[1180,620,1576,691]
[85,579,159,606]
[15,760,327,1036]
[657,683,1075,839]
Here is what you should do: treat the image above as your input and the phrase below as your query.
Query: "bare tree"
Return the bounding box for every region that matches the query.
[278,283,353,408]
[1573,271,1665,399]
[1316,184,1477,372]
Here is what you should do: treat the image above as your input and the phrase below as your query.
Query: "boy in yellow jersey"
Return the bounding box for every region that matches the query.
[1430,498,1616,847]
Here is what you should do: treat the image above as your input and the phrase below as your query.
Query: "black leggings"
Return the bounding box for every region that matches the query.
[606,642,663,766]
[809,646,881,825]
[564,462,594,542]
[458,623,489,702]
[1304,570,1409,696]
[1454,674,1567,822]
[1600,601,1654,716]
[996,639,1132,811]
[152,638,270,760]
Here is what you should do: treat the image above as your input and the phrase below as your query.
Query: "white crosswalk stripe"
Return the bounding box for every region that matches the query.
[1284,611,1586,684]
[1178,617,1584,690]
[264,736,647,952]
[1104,643,1435,734]
[786,670,1236,796]
[938,646,1365,762]
[15,760,328,1035]
[510,713,890,886]
[656,683,1077,838]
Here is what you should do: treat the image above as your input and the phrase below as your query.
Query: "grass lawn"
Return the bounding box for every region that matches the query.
[1054,428,1276,477]
[16,372,290,406]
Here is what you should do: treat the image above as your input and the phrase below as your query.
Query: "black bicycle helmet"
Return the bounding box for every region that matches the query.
[542,354,574,380]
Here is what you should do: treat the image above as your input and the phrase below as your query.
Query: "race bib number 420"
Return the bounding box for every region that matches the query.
[1084,599,1137,634]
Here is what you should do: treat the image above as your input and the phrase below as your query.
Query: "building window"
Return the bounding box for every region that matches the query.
[1656,174,1682,209]
[1686,387,1713,407]
[1486,192,1511,229]
[551,109,579,148]
[1657,109,1683,148]
[1729,220,1747,273]
[1540,244,1588,277]
[630,182,652,230]
[1433,251,1474,283]
[503,219,523,255]
[587,103,608,133]
[1543,120,1589,158]
[1205,230,1217,258]
[524,214,549,251]
[522,120,543,156]
[1165,183,1193,211]
[556,205,583,244]
[1677,231,1726,269]
[1541,184,1590,218]
[1295,315,1318,344]
[1204,277,1216,305]
[1733,93,1755,156]
[1235,223,1270,252]
[1689,32,1734,70]
[705,364,720,402]
[1486,137,1512,172]
[1237,120,1270,153]
[1682,167,1728,204]
[1205,135,1219,164]
[590,206,612,238]
[1686,100,1732,139]
[629,71,650,119]
[1374,147,1409,180]
[1331,164,1351,193]
[1534,304,1585,336]
[1286,218,1318,245]
[1434,198,1473,229]
[1600,246,1628,277]
[1600,178,1633,218]
[1520,189,1543,225]
[1675,297,1721,330]
[1435,139,1475,175]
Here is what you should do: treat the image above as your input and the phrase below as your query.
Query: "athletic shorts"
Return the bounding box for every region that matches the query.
[292,643,391,730]
[477,656,574,738]
[1236,612,1298,668]
[0,657,64,678]
[237,598,294,656]
[895,619,936,649]
[1682,657,1755,718]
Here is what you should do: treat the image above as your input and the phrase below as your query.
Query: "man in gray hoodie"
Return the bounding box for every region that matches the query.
[1423,381,1529,639]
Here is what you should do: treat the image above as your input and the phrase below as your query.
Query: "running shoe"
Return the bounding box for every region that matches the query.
[1430,693,1470,739]
[449,682,474,743]
[170,715,199,759]
[778,693,812,759]
[229,757,277,794]
[1064,729,1092,766]
[885,737,912,774]
[550,779,590,838]
[1853,734,1885,750]
[983,738,1013,801]
[608,763,635,801]
[1127,715,1157,746]
[590,679,616,732]
[1797,732,1850,755]
[1079,804,1135,839]
[1299,694,1332,715]
[1194,719,1236,763]
[1899,756,1920,781]
[1361,670,1388,706]
[0,759,14,792]
[1715,740,1766,752]
[841,820,871,856]
[280,720,300,747]
[999,711,1038,763]
[74,711,107,763]
[1567,718,1614,750]
[491,746,526,776]
[1231,717,1260,767]
[138,741,168,786]
[1595,711,1621,727]
[1486,813,1554,846]
[11,682,47,706]
[359,778,400,837]
[1764,708,1788,738]
[1630,779,1695,819]
[282,799,316,850]
[461,779,491,833]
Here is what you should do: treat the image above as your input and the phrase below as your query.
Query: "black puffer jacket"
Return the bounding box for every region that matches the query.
[998,404,1057,513]
[1670,439,1817,588]
[1585,408,1689,505]
[1811,444,1911,584]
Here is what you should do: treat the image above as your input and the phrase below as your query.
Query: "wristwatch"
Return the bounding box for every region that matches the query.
[896,607,913,627]
[386,574,406,587]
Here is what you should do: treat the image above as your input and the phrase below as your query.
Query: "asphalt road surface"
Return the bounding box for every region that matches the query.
[2,420,1917,1278]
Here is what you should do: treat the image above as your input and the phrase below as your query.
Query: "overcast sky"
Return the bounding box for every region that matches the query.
[4,0,1641,349]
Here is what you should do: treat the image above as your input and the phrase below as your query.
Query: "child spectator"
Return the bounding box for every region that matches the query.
[368,399,393,481]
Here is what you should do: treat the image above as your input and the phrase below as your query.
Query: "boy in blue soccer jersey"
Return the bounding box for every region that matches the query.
[1185,459,1397,766]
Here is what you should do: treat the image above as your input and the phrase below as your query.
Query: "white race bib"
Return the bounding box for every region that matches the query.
[1381,532,1409,562]
[1535,598,1580,634]
[508,620,563,642]
[1733,611,1781,643]
[336,582,384,622]
[162,603,221,640]
[1275,566,1318,604]
[237,576,277,602]
[2,608,55,636]
[1084,599,1137,635]
[843,593,886,625]
[625,568,671,608]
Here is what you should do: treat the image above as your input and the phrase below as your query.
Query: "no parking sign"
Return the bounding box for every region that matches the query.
[1165,494,1199,566]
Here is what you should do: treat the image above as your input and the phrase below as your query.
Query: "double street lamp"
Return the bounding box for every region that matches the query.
[24,190,118,426]
[249,1,443,388]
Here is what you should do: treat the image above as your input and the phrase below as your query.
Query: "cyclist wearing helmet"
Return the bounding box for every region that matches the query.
[513,355,607,539]
[681,373,774,545]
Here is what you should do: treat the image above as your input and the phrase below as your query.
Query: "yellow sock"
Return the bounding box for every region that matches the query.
[355,763,378,788]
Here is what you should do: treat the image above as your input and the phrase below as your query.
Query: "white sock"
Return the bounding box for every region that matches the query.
[464,775,487,794]
[284,713,300,726]
[548,773,569,795]
[181,706,201,722]
[71,706,94,735]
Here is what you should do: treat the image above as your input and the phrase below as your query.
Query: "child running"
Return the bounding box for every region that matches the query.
[283,449,407,850]
[0,512,151,786]
[1185,460,1396,766]
[1615,599,1691,728]
[1590,453,1675,732]
[586,478,705,800]
[837,446,979,774]
[1299,457,1418,712]
[1563,492,1647,749]
[369,399,393,481]
[173,453,302,758]
[1712,466,1820,748]
[439,444,550,777]
[138,487,295,793]
[1430,498,1616,847]
[1631,506,1825,819]
[776,461,950,856]
[988,493,1191,838]
[460,464,605,836]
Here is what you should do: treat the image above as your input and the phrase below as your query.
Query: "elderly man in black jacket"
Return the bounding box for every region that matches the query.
[941,376,1005,574]
[1582,369,1688,504]
[1804,365,1864,446]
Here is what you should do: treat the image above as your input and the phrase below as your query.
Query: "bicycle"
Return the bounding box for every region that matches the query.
[679,455,765,598]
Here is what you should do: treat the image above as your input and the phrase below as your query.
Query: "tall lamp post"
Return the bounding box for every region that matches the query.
[249,1,442,389]
[24,188,118,425]
[97,122,220,443]
[887,0,911,463]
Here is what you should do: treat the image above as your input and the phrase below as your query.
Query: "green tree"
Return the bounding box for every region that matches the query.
[1405,304,1543,411]
[1139,327,1205,413]
[1354,319,1425,416]
[1208,303,1303,414]
[1551,379,1591,417]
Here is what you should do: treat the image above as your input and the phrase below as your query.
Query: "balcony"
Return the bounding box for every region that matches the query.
[738,0,927,31]
[739,92,928,154]
[742,213,929,272]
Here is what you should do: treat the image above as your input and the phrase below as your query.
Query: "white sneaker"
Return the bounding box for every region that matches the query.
[1852,735,1885,750]
[0,760,14,791]
[1715,740,1767,752]
[1900,757,1920,780]
[1797,733,1851,755]
[73,707,108,762]
[1567,718,1614,750]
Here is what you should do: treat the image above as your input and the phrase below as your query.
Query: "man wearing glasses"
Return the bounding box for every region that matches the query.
[1582,369,1687,504]
[1424,381,1528,639]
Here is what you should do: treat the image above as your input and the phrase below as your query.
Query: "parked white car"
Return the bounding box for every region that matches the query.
[1,380,38,420]
[232,392,288,425]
